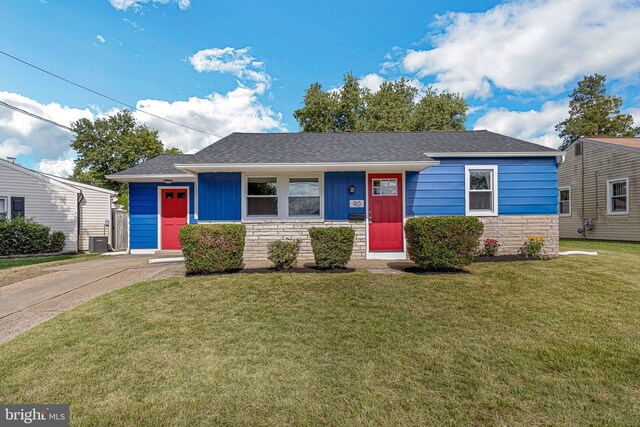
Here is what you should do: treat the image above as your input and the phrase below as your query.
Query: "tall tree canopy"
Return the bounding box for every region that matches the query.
[70,109,182,206]
[294,73,467,132]
[556,74,639,151]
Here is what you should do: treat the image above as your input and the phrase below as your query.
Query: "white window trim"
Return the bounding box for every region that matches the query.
[606,177,629,215]
[0,196,8,220]
[465,165,498,217]
[558,186,571,217]
[241,173,324,221]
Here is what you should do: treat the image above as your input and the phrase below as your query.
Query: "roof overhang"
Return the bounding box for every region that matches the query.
[106,173,197,183]
[173,161,440,174]
[425,151,564,158]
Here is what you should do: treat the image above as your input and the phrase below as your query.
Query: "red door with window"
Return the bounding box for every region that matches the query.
[161,189,188,250]
[368,174,403,251]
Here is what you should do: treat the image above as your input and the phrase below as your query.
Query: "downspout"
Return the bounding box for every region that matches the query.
[77,192,85,252]
[581,144,585,240]
[594,171,599,221]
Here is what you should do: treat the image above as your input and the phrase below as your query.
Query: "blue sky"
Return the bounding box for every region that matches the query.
[1,0,639,175]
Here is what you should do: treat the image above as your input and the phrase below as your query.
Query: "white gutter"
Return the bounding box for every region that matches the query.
[425,151,564,158]
[174,161,440,173]
[106,173,196,182]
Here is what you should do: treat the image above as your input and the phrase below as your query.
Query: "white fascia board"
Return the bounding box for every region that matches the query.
[0,158,80,194]
[174,161,440,173]
[106,174,196,183]
[425,151,564,158]
[44,174,117,195]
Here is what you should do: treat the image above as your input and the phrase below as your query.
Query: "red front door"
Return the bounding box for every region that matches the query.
[161,189,188,250]
[368,174,403,251]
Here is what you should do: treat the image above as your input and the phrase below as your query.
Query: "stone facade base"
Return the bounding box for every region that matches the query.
[478,215,559,257]
[241,215,559,261]
[243,220,366,261]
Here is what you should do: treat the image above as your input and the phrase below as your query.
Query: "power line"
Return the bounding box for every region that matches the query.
[0,100,73,132]
[0,49,224,138]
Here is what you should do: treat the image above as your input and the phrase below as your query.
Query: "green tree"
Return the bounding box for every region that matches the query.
[295,74,468,132]
[556,74,639,151]
[411,88,467,131]
[361,78,418,131]
[70,110,168,206]
[163,146,184,154]
[293,83,337,132]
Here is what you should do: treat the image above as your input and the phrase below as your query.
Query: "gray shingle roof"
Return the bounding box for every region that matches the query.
[181,130,557,165]
[110,154,194,176]
[110,131,559,176]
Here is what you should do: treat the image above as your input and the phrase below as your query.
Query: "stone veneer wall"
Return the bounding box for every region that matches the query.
[241,215,558,261]
[478,215,559,257]
[243,220,366,261]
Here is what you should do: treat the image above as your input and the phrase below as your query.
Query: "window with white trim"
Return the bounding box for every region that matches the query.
[558,187,571,216]
[244,175,323,219]
[607,178,629,215]
[0,196,7,220]
[372,178,398,196]
[288,177,320,216]
[466,166,498,216]
[247,177,278,217]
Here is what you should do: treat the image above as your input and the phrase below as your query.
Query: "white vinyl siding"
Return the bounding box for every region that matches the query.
[0,162,78,252]
[75,186,113,251]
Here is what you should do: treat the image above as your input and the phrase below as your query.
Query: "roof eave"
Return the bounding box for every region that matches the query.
[173,161,440,174]
[106,173,196,183]
[425,151,563,158]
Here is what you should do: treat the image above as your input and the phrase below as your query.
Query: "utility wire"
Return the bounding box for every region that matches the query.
[0,49,223,138]
[0,100,73,132]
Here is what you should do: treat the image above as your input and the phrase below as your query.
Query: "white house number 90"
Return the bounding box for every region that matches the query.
[349,200,364,208]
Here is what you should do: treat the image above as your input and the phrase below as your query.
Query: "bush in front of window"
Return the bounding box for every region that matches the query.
[308,227,355,269]
[179,224,246,274]
[267,239,301,271]
[523,235,547,259]
[0,216,67,255]
[405,216,484,270]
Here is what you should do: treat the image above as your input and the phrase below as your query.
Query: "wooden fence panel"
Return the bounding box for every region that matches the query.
[112,210,128,251]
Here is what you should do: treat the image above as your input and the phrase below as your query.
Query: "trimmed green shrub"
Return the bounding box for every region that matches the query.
[308,227,355,269]
[0,216,55,255]
[405,216,484,270]
[267,239,301,271]
[48,231,66,253]
[179,224,246,274]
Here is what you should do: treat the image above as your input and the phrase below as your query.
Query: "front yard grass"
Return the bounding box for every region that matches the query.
[0,240,638,425]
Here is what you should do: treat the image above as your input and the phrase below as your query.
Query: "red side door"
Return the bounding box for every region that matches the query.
[368,173,403,251]
[161,189,188,250]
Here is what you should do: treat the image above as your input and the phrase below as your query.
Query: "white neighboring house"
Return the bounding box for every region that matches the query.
[0,158,116,252]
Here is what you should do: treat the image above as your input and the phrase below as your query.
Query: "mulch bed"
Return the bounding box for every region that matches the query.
[474,255,548,263]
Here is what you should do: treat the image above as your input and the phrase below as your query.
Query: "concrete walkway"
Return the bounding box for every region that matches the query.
[0,255,185,344]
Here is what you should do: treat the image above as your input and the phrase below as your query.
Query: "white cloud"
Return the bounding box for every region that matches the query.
[134,86,286,153]
[0,91,92,164]
[473,100,568,148]
[109,0,190,11]
[403,0,640,97]
[189,47,271,91]
[96,34,106,43]
[38,156,75,177]
[360,73,386,92]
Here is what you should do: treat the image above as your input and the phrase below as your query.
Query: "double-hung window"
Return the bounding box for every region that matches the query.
[247,177,278,217]
[558,187,571,216]
[288,178,320,216]
[465,166,498,216]
[607,178,629,215]
[245,175,323,219]
[0,197,7,220]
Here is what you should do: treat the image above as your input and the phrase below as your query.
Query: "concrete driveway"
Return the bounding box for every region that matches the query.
[0,255,185,344]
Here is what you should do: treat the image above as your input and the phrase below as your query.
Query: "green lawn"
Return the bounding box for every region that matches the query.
[0,240,638,425]
[0,253,97,270]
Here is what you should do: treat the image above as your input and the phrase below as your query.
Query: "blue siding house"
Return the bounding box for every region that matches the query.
[108,131,562,259]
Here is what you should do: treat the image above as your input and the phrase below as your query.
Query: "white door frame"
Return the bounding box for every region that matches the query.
[157,186,190,250]
[365,171,407,260]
